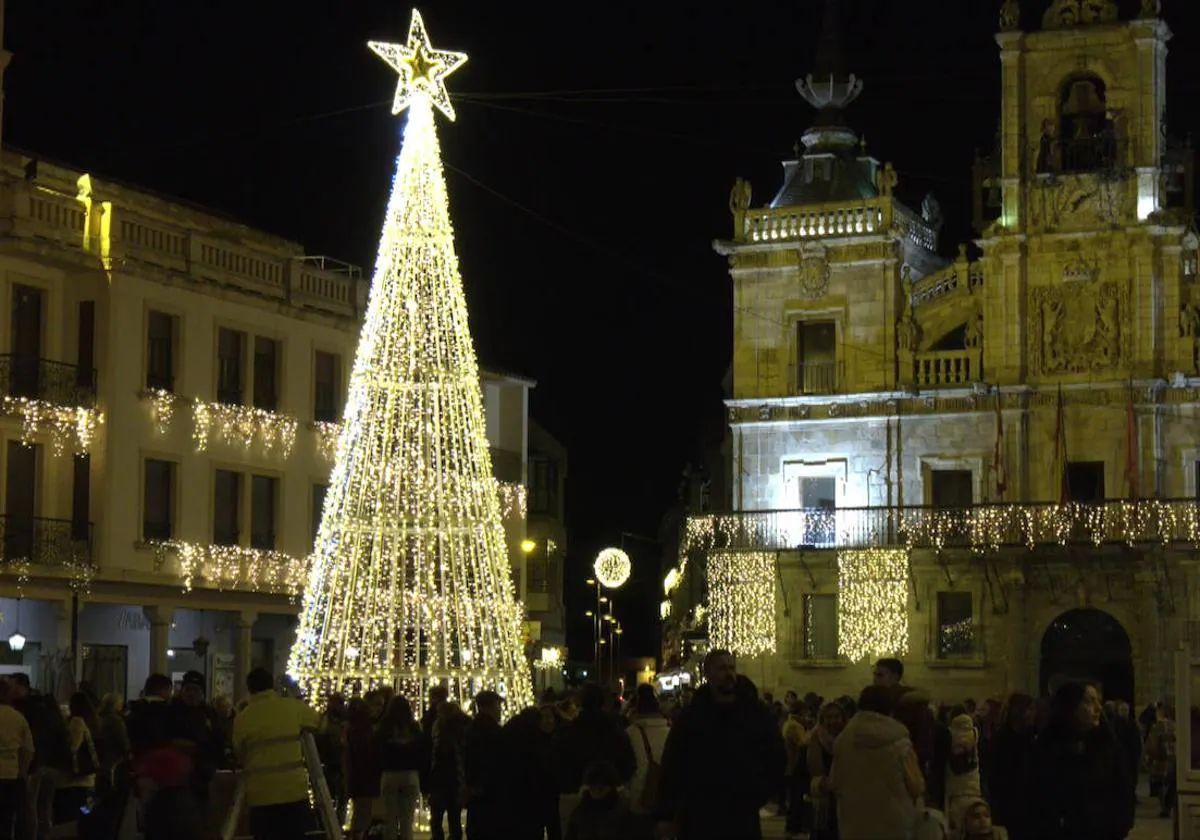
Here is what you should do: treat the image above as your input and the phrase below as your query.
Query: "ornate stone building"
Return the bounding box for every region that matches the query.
[664,0,1200,709]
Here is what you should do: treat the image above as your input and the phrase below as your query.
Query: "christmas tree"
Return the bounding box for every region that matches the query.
[288,9,533,711]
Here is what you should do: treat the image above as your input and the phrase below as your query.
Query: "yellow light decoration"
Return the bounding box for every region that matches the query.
[288,12,532,714]
[313,420,342,460]
[706,551,776,657]
[144,389,178,435]
[193,400,298,456]
[0,396,103,455]
[152,540,308,597]
[663,566,681,595]
[593,547,631,589]
[533,646,562,671]
[660,599,672,620]
[496,481,528,520]
[837,548,909,663]
[368,9,466,121]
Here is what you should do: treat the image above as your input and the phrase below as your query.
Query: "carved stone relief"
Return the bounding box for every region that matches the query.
[1030,271,1126,375]
[797,245,830,299]
[1028,174,1131,232]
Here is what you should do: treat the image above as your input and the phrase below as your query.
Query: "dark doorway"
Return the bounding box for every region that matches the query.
[1039,608,1133,702]
[5,442,37,561]
[10,285,43,398]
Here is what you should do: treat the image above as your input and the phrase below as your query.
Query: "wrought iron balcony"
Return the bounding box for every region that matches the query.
[0,355,97,408]
[0,515,93,569]
[683,499,1200,554]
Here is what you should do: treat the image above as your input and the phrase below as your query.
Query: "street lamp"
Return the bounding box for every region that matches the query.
[7,598,25,652]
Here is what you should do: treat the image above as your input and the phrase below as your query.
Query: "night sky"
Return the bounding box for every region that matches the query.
[6,1,1199,662]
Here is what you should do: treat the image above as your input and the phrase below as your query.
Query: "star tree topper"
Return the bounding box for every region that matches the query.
[368,9,467,121]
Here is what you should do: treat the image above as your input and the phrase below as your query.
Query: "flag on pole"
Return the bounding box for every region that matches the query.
[1053,384,1069,504]
[992,390,1007,500]
[1124,381,1139,500]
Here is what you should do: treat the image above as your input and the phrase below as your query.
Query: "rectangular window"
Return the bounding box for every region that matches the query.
[72,454,90,542]
[931,469,973,507]
[311,484,328,545]
[937,591,975,658]
[796,321,836,395]
[798,476,836,546]
[10,285,43,398]
[146,311,176,392]
[253,337,279,412]
[250,475,277,551]
[802,593,838,660]
[5,441,37,561]
[1066,461,1105,503]
[213,469,241,546]
[143,459,175,541]
[529,458,558,515]
[217,328,245,405]
[314,351,341,422]
[77,301,95,391]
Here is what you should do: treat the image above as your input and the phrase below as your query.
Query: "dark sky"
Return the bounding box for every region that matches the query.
[7,1,1199,662]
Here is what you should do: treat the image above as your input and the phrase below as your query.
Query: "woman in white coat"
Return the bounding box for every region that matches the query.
[625,684,671,815]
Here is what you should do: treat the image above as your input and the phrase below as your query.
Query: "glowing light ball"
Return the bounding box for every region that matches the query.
[593,548,631,589]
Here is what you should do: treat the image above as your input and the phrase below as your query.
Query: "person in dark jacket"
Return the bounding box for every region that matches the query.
[1027,682,1133,840]
[168,671,225,806]
[1111,701,1142,805]
[345,698,381,840]
[564,760,652,840]
[502,706,559,840]
[988,692,1035,839]
[554,683,637,833]
[655,649,786,840]
[127,673,202,840]
[427,703,468,840]
[463,691,506,840]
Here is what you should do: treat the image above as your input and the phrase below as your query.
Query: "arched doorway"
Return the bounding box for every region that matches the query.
[1039,608,1133,701]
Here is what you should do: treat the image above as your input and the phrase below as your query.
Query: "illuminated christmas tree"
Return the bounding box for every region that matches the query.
[288,9,533,711]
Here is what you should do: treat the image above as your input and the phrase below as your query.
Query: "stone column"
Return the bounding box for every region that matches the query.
[144,605,175,678]
[232,610,257,703]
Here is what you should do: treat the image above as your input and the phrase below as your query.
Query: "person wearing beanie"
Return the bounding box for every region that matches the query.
[944,713,982,830]
[564,760,651,840]
[955,798,1009,840]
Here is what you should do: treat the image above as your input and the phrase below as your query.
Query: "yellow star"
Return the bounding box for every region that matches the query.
[369,9,467,122]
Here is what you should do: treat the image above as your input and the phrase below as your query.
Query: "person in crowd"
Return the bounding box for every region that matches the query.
[782,701,813,839]
[0,678,33,840]
[1112,701,1141,803]
[20,690,70,840]
[127,672,204,839]
[1146,703,1177,818]
[95,694,130,795]
[807,700,845,840]
[170,671,225,809]
[564,760,651,840]
[1027,682,1133,839]
[956,797,1009,840]
[1139,702,1159,747]
[555,683,636,833]
[231,667,319,840]
[873,658,903,689]
[828,684,924,840]
[344,698,381,840]
[56,692,99,824]
[422,684,449,735]
[656,649,785,840]
[943,712,982,831]
[365,690,387,724]
[375,695,426,840]
[625,684,668,818]
[317,693,348,825]
[464,691,506,840]
[987,693,1035,839]
[502,706,558,840]
[427,702,468,840]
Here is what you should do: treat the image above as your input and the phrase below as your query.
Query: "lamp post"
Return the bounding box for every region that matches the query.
[590,547,630,687]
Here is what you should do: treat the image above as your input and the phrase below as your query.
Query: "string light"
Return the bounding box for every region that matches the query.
[663,566,681,595]
[496,482,528,520]
[144,389,177,435]
[837,549,909,663]
[313,421,342,460]
[660,599,672,620]
[152,540,307,597]
[706,551,776,656]
[1,397,103,455]
[533,646,563,671]
[193,400,298,456]
[593,548,632,589]
[288,13,532,714]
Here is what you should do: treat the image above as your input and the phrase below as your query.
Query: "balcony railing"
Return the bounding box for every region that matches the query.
[796,360,839,395]
[0,515,93,568]
[913,349,981,387]
[0,355,97,408]
[683,499,1200,554]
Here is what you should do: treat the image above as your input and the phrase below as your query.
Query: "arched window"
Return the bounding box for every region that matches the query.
[1059,75,1116,172]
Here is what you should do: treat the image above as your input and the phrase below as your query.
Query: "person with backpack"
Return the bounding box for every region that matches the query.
[625,685,668,817]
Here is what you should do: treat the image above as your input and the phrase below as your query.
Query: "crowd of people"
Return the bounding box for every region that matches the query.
[0,653,1177,840]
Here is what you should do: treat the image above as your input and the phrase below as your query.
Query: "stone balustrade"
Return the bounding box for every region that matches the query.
[913,348,982,387]
[911,259,985,308]
[740,198,887,243]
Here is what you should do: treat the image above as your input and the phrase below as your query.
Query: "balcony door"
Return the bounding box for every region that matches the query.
[10,285,43,398]
[797,321,836,394]
[4,442,37,562]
